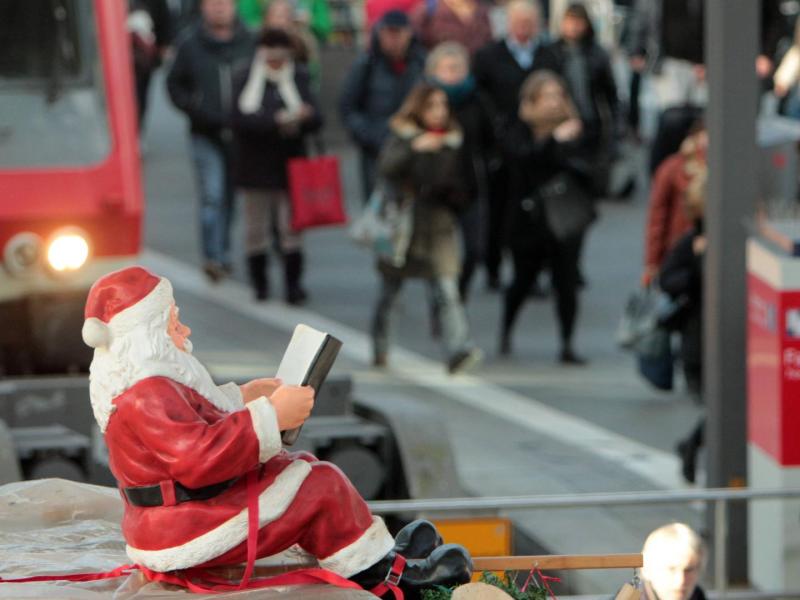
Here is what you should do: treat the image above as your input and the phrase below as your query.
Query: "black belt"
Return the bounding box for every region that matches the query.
[122,477,238,507]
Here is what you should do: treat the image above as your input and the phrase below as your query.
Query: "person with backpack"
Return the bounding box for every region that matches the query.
[339,10,427,200]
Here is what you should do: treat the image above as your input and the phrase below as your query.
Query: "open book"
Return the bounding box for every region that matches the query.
[275,324,342,445]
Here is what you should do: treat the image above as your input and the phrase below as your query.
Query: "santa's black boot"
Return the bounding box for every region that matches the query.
[350,544,472,599]
[393,519,443,558]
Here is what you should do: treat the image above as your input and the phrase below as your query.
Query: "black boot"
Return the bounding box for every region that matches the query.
[350,544,472,599]
[499,329,512,356]
[393,520,443,559]
[284,251,308,305]
[247,253,269,301]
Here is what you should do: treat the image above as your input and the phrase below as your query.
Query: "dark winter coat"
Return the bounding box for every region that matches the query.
[472,38,549,126]
[537,39,618,134]
[231,65,322,190]
[338,26,427,155]
[448,85,494,202]
[502,120,594,250]
[378,120,468,278]
[659,221,704,388]
[166,23,255,142]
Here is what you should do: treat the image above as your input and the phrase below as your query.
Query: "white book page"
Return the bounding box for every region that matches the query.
[275,324,327,385]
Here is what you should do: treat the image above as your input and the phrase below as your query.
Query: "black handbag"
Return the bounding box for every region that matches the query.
[536,172,597,240]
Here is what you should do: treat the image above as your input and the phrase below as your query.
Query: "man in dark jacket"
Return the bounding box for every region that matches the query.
[472,0,548,289]
[338,10,426,200]
[166,0,255,282]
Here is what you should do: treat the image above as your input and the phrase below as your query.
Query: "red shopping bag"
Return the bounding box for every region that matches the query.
[287,155,347,231]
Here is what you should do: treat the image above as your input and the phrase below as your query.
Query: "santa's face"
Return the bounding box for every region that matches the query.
[167,304,192,353]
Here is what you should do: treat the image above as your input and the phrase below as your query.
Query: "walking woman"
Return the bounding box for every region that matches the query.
[372,82,482,374]
[232,28,322,304]
[500,70,595,364]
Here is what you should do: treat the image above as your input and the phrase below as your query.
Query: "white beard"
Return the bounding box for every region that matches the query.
[89,308,242,432]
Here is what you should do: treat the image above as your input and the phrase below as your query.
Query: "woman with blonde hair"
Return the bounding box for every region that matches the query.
[500,70,595,364]
[372,82,482,373]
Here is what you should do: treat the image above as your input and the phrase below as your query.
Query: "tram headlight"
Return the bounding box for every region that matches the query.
[46,229,90,272]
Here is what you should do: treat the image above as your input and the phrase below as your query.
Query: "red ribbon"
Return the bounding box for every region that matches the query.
[521,567,561,600]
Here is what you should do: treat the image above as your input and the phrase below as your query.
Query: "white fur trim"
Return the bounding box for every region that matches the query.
[217,382,245,410]
[82,317,110,349]
[104,278,173,343]
[126,460,312,572]
[318,516,395,578]
[246,397,282,463]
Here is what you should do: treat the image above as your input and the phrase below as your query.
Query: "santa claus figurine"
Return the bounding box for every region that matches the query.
[81,265,471,596]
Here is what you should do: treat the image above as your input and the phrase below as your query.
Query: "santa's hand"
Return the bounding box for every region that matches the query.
[240,378,282,403]
[270,385,315,430]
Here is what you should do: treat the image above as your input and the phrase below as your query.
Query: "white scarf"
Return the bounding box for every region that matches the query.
[238,49,303,116]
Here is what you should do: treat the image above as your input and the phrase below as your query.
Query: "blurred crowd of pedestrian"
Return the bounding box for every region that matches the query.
[127,0,800,475]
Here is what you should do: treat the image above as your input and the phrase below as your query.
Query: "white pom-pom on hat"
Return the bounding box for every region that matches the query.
[82,317,111,349]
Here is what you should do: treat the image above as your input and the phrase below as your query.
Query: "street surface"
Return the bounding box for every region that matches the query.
[138,49,704,594]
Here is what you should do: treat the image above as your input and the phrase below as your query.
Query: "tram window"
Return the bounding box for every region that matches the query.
[0,0,111,168]
[0,1,82,80]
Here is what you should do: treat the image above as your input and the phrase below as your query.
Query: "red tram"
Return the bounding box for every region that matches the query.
[0,0,143,373]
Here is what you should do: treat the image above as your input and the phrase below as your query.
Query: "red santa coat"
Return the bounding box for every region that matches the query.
[106,376,393,576]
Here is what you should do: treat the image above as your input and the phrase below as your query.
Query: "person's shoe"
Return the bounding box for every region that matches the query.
[559,348,587,366]
[349,545,472,597]
[448,348,483,375]
[373,353,388,368]
[286,285,309,305]
[393,520,443,559]
[203,261,225,284]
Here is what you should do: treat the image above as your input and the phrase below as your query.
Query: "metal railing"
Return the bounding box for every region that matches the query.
[368,487,800,598]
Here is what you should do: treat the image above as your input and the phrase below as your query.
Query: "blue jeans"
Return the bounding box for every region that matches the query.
[190,135,234,266]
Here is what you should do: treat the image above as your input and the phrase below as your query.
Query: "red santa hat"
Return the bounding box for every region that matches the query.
[82,266,174,349]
